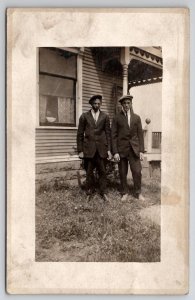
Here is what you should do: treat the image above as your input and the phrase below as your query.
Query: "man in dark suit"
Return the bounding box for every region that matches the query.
[77,94,112,201]
[111,95,145,201]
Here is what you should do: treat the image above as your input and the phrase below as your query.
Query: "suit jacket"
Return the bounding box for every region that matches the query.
[77,110,111,158]
[111,110,144,158]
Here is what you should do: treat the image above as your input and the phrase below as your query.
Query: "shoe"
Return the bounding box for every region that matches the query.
[86,194,93,202]
[121,194,128,202]
[101,193,109,202]
[86,189,95,196]
[138,194,145,201]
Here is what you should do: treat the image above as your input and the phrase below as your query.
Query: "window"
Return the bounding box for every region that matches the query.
[39,48,77,126]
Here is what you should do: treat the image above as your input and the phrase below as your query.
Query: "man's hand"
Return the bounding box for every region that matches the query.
[114,153,120,162]
[78,152,84,159]
[140,152,144,161]
[107,151,112,160]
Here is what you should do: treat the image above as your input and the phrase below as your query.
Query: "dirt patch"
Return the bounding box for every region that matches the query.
[139,205,161,225]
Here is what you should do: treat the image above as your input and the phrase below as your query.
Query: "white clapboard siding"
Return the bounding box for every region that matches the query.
[36,128,77,157]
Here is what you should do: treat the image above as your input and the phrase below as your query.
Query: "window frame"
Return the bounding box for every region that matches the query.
[36,47,83,129]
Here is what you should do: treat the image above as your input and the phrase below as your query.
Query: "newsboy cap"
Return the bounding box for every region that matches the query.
[89,94,102,104]
[119,94,133,103]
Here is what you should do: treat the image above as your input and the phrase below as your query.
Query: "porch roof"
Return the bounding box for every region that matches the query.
[129,47,163,88]
[91,47,163,88]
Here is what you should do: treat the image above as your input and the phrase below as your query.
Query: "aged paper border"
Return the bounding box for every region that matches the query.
[6,8,189,294]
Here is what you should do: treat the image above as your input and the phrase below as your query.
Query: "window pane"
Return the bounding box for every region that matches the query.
[46,96,59,121]
[39,75,76,126]
[39,75,75,98]
[39,95,47,123]
[58,97,75,124]
[39,48,77,79]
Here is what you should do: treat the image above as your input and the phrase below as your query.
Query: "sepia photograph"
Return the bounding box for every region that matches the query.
[35,46,162,262]
[7,8,188,294]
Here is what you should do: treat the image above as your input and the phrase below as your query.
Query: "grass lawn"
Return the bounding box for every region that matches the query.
[36,176,161,262]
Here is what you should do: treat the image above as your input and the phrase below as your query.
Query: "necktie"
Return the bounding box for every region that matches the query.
[125,112,129,126]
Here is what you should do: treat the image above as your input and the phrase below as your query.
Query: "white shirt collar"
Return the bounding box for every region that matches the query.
[122,108,130,116]
[91,109,100,122]
[91,108,100,114]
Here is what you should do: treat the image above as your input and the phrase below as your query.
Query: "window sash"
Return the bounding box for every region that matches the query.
[39,47,77,127]
[39,75,76,127]
[39,47,77,79]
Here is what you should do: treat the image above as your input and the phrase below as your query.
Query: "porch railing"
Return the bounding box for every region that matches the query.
[152,132,161,149]
[143,124,162,154]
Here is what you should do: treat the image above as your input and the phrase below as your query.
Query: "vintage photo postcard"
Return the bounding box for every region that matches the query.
[6,8,189,294]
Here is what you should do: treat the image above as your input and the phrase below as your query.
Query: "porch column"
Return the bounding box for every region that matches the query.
[122,64,128,95]
[120,47,130,95]
[145,121,152,153]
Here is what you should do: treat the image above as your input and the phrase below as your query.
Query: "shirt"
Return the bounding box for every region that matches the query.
[122,108,131,127]
[91,109,100,123]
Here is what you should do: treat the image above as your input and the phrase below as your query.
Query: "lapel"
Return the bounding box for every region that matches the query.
[87,110,96,127]
[120,110,135,130]
[96,110,103,126]
[120,110,129,128]
[129,111,136,131]
[87,110,103,127]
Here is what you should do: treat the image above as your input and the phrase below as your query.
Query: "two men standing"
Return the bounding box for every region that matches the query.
[77,94,145,201]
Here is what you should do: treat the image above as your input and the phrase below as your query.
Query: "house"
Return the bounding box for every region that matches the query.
[35,47,162,189]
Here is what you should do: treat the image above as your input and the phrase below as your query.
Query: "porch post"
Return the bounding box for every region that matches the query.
[122,64,128,95]
[120,47,130,95]
[146,122,152,153]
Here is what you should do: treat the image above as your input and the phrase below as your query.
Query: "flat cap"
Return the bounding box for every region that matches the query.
[119,94,133,103]
[89,94,102,104]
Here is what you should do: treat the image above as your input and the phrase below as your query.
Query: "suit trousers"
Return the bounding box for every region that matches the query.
[85,151,106,194]
[118,146,142,195]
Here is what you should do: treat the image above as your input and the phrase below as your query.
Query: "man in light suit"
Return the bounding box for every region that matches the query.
[111,95,145,201]
[77,94,112,201]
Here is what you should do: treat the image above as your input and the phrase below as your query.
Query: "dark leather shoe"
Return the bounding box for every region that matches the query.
[86,189,95,196]
[101,193,109,202]
[86,194,93,202]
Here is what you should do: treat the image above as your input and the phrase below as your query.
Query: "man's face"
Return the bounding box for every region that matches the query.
[91,99,101,112]
[121,99,132,112]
